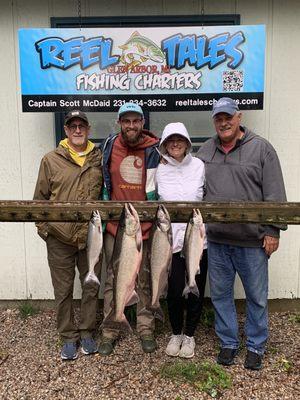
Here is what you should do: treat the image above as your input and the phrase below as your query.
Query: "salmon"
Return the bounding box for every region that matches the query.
[104,203,143,331]
[84,210,102,286]
[182,209,205,297]
[148,205,173,321]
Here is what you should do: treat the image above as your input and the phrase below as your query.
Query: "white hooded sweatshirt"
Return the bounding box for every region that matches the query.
[156,122,206,253]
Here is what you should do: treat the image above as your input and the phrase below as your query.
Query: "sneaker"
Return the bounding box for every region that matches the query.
[98,337,116,356]
[81,337,98,355]
[61,342,78,361]
[179,335,195,358]
[244,350,263,370]
[166,334,183,357]
[217,348,238,366]
[141,335,157,353]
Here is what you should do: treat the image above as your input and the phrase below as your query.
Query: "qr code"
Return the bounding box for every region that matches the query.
[223,70,244,92]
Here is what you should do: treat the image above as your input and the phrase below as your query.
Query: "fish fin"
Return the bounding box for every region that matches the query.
[136,230,142,253]
[102,310,132,333]
[126,290,139,307]
[154,307,165,322]
[131,31,140,38]
[84,271,100,286]
[167,254,173,277]
[146,305,165,322]
[182,284,200,298]
[200,224,205,237]
[182,284,190,298]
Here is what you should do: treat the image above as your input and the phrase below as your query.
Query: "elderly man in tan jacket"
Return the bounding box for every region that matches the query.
[34,110,102,360]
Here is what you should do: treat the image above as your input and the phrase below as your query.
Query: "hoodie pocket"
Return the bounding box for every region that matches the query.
[204,195,260,241]
[48,222,77,246]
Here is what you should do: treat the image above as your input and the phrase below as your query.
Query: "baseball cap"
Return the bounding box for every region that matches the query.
[212,97,239,117]
[118,103,144,119]
[64,110,89,125]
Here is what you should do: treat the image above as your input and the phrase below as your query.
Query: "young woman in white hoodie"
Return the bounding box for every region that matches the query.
[156,122,207,358]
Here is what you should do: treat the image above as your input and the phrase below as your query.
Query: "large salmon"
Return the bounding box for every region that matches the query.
[182,209,205,297]
[105,203,143,331]
[84,210,102,286]
[148,205,173,321]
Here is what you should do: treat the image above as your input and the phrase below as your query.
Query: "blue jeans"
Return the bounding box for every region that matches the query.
[208,241,268,355]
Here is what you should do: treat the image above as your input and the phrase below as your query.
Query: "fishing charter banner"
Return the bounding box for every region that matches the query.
[19,25,265,112]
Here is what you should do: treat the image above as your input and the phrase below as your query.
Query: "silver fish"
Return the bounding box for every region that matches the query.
[148,205,173,321]
[84,210,102,286]
[182,209,205,297]
[105,203,143,331]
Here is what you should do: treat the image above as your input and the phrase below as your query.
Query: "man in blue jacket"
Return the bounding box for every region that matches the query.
[98,103,160,356]
[197,97,287,370]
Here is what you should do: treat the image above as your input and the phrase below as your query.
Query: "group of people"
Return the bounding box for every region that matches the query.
[34,98,287,370]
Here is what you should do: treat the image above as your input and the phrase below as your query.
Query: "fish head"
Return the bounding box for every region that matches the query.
[124,203,141,237]
[148,46,165,63]
[156,204,171,232]
[192,208,203,227]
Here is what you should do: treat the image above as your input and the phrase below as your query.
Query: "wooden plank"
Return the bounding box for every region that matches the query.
[0,201,299,224]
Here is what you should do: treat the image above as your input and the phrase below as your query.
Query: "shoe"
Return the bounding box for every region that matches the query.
[179,335,195,358]
[98,337,115,356]
[244,350,263,370]
[141,335,157,353]
[217,348,238,366]
[165,334,183,357]
[81,337,98,355]
[61,342,78,361]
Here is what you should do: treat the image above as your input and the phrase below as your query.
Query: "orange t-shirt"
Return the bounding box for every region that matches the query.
[106,132,159,239]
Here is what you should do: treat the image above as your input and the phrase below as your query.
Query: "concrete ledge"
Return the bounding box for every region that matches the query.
[0,298,299,312]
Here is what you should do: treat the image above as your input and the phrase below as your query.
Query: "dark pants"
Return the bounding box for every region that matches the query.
[46,235,101,343]
[167,249,208,337]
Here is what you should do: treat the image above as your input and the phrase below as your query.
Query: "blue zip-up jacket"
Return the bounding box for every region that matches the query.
[100,130,160,201]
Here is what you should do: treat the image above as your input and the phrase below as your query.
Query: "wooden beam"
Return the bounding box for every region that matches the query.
[0,200,299,224]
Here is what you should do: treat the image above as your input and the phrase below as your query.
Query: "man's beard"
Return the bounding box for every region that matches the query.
[121,128,143,146]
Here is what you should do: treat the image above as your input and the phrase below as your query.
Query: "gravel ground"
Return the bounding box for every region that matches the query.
[0,307,299,400]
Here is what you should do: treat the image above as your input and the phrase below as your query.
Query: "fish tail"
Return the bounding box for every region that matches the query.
[103,314,132,333]
[182,284,200,298]
[84,271,100,286]
[147,305,165,322]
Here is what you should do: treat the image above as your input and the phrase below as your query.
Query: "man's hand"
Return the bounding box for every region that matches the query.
[263,235,279,256]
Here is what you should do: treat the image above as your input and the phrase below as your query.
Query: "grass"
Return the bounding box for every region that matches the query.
[18,301,39,319]
[267,345,279,355]
[56,337,64,350]
[160,360,231,398]
[288,313,300,324]
[277,357,293,373]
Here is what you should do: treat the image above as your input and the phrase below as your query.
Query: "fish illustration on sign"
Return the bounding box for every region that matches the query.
[119,31,165,67]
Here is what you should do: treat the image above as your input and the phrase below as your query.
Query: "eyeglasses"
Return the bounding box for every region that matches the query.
[67,124,88,132]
